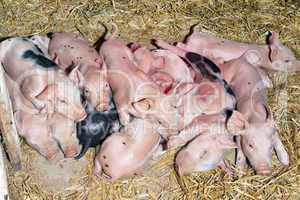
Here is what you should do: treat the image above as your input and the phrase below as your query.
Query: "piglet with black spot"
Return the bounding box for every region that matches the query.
[75,102,121,159]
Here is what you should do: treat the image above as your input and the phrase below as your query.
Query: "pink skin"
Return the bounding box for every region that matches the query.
[132,46,164,74]
[171,39,289,174]
[175,133,238,176]
[133,47,193,83]
[219,55,289,175]
[179,30,300,72]
[100,32,161,125]
[151,49,193,83]
[14,110,60,160]
[48,32,111,111]
[148,71,174,94]
[167,111,247,150]
[6,77,60,160]
[131,79,236,138]
[176,81,236,127]
[173,110,248,176]
[93,119,161,181]
[0,37,86,122]
[7,75,79,159]
[48,32,103,70]
[49,113,80,158]
[133,47,193,93]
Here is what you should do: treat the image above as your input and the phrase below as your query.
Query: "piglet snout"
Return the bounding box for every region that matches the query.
[46,149,59,160]
[255,164,272,176]
[64,145,80,158]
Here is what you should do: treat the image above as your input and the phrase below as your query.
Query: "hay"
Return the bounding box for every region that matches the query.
[1,0,299,199]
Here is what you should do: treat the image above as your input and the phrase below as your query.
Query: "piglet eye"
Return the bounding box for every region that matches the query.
[84,89,90,96]
[60,99,67,103]
[249,144,254,149]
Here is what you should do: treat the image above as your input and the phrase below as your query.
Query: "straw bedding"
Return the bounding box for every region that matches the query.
[0,0,299,199]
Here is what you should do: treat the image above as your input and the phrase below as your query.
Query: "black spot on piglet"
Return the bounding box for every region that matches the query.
[47,32,54,39]
[22,50,57,69]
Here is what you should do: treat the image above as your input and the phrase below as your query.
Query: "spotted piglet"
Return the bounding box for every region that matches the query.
[0,37,86,122]
[219,54,289,175]
[75,101,121,159]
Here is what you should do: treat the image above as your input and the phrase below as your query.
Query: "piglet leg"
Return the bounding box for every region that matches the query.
[218,159,233,176]
[93,158,102,177]
[167,113,224,149]
[20,76,47,110]
[273,133,289,166]
[235,135,247,176]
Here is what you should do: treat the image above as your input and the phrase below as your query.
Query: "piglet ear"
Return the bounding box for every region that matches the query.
[273,133,289,166]
[267,32,281,46]
[217,136,238,149]
[266,32,281,62]
[132,98,154,112]
[68,66,85,87]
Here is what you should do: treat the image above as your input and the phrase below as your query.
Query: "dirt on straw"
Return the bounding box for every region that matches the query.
[0,0,299,199]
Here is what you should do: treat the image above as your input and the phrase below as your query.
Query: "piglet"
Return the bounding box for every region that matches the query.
[218,55,289,175]
[0,37,86,122]
[48,32,111,111]
[5,75,60,159]
[133,46,193,84]
[173,112,247,176]
[93,118,161,181]
[75,101,121,159]
[178,30,300,72]
[6,74,80,159]
[99,28,160,125]
[49,113,80,158]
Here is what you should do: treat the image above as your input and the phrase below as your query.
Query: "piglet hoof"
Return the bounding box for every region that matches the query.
[226,111,249,135]
[119,112,131,126]
[218,160,233,177]
[93,160,102,178]
[100,173,113,182]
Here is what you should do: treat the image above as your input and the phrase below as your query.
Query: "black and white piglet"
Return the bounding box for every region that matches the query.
[75,99,121,159]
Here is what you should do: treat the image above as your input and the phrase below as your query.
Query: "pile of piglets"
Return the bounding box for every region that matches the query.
[0,24,298,181]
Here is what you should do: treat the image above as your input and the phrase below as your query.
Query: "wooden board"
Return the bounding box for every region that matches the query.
[0,143,9,200]
[0,63,21,171]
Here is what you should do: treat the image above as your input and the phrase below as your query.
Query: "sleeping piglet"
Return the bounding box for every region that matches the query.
[6,73,80,159]
[219,55,289,175]
[5,75,59,159]
[0,37,86,122]
[93,118,161,181]
[99,28,161,125]
[75,101,121,159]
[178,30,300,72]
[132,46,193,87]
[168,112,247,176]
[48,32,111,111]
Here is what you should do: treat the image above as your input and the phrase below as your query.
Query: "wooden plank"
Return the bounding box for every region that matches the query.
[0,143,9,200]
[0,63,21,171]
